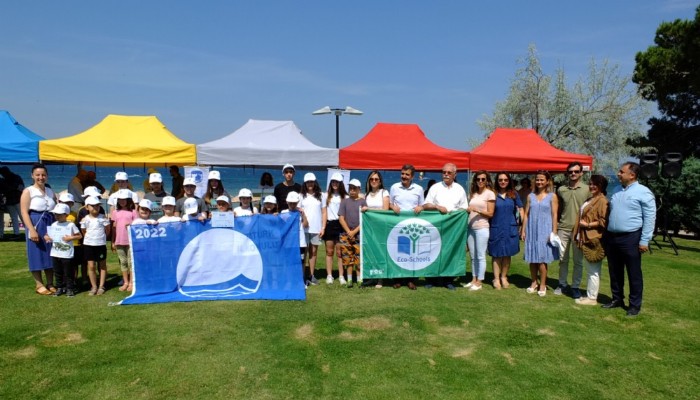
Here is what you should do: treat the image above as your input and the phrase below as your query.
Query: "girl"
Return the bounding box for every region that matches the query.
[282,192,308,284]
[300,173,323,286]
[521,171,559,297]
[261,195,278,215]
[338,179,367,288]
[181,198,201,221]
[110,189,138,291]
[362,170,389,288]
[322,173,347,285]
[203,170,229,212]
[234,188,258,216]
[488,172,523,289]
[158,196,181,223]
[132,199,158,225]
[216,195,233,212]
[465,171,495,291]
[81,196,111,296]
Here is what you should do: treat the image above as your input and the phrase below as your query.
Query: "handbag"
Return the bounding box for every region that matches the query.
[581,237,605,263]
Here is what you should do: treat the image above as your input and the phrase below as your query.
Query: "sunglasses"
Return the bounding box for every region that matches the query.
[568,170,581,174]
[369,177,380,182]
[498,178,509,182]
[475,178,487,182]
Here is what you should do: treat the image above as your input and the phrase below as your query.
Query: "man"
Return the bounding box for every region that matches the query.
[174,177,208,220]
[274,164,302,212]
[144,173,169,220]
[423,163,468,290]
[84,171,106,193]
[170,166,185,199]
[67,169,89,213]
[603,162,656,317]
[555,162,590,299]
[389,164,424,290]
[0,166,24,239]
[517,177,531,203]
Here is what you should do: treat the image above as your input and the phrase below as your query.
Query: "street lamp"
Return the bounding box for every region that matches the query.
[312,106,363,149]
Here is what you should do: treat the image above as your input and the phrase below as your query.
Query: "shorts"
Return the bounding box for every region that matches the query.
[116,245,132,272]
[322,220,343,242]
[83,245,107,262]
[305,232,321,246]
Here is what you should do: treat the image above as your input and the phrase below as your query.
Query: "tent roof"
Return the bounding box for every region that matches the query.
[469,128,594,172]
[39,114,196,166]
[197,119,338,168]
[0,110,44,163]
[339,123,470,171]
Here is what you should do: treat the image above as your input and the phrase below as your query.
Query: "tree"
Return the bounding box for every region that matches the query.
[644,157,700,236]
[632,6,700,157]
[478,45,651,173]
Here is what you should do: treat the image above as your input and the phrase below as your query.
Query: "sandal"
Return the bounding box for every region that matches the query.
[96,287,106,296]
[88,287,98,296]
[46,285,57,294]
[118,284,129,292]
[35,286,52,295]
[493,279,502,290]
[501,278,510,289]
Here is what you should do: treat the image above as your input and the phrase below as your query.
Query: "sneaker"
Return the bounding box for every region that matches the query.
[326,275,334,285]
[53,288,66,297]
[553,285,567,296]
[66,290,76,297]
[309,276,319,286]
[469,284,482,291]
[338,276,347,286]
[424,284,434,289]
[576,297,597,306]
[462,282,474,288]
[445,283,456,291]
[571,288,582,299]
[347,280,353,288]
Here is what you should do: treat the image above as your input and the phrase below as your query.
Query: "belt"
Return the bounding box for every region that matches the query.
[29,209,47,213]
[606,229,641,237]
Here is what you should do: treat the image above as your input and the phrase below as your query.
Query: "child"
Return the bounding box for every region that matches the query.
[111,189,138,292]
[322,172,347,285]
[234,188,258,217]
[132,199,158,225]
[261,195,278,215]
[181,197,201,221]
[158,196,181,223]
[215,195,233,212]
[80,196,111,296]
[338,179,367,288]
[44,203,82,297]
[281,192,308,286]
[76,186,104,288]
[300,173,323,286]
[58,192,83,288]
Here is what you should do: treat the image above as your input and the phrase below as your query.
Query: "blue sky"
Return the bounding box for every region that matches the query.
[1,1,697,150]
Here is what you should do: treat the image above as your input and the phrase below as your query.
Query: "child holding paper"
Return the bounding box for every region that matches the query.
[44,203,82,297]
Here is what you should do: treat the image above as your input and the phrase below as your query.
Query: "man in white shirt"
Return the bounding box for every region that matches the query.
[389,164,424,290]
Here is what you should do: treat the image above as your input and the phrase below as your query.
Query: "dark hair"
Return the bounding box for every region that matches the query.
[169,165,180,173]
[401,164,416,176]
[495,172,517,199]
[261,202,277,214]
[623,162,641,178]
[365,170,385,194]
[589,174,609,195]
[424,179,437,198]
[116,198,135,211]
[326,179,348,206]
[31,163,47,174]
[470,170,493,197]
[138,206,152,215]
[204,179,226,203]
[520,177,531,186]
[303,179,322,201]
[566,162,583,172]
[534,170,553,193]
[260,172,273,187]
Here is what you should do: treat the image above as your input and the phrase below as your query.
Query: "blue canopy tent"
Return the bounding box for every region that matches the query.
[0,110,44,163]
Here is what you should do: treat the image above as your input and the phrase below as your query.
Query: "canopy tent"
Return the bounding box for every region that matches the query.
[339,123,470,171]
[197,119,338,168]
[39,114,196,166]
[469,128,594,172]
[0,110,45,163]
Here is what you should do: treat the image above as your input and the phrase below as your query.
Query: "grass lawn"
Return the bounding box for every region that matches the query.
[1,234,699,399]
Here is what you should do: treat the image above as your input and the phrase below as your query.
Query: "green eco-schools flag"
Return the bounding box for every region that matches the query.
[361,210,468,279]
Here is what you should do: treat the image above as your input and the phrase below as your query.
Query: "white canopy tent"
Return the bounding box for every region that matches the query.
[197,119,338,167]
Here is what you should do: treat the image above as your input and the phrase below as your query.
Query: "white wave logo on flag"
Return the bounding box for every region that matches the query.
[176,229,263,298]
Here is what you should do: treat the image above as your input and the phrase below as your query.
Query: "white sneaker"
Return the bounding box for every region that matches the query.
[553,285,567,295]
[339,276,347,286]
[469,284,482,291]
[462,282,474,288]
[326,275,334,285]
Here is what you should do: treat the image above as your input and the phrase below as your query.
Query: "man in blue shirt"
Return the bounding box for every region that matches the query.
[603,162,656,317]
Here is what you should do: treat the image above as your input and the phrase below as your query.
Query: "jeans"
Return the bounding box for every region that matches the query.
[468,228,489,281]
[1,203,21,235]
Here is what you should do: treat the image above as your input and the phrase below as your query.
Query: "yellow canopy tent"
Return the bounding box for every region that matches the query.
[39,114,196,166]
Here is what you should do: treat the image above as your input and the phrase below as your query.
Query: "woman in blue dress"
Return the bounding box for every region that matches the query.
[521,171,559,297]
[487,172,523,289]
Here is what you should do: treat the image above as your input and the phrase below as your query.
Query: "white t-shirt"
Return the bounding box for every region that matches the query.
[365,189,389,209]
[281,209,307,247]
[158,216,182,223]
[234,206,258,217]
[424,182,468,212]
[80,214,110,246]
[47,221,80,258]
[131,218,156,225]
[322,192,343,221]
[300,194,323,233]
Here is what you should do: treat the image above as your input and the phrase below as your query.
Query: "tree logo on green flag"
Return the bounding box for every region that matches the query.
[387,218,441,271]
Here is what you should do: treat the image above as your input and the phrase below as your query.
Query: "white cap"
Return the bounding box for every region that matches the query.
[162,196,176,206]
[59,192,75,203]
[114,171,128,181]
[50,203,71,215]
[138,199,153,210]
[184,198,198,214]
[263,195,277,204]
[303,172,316,182]
[216,195,230,204]
[282,163,295,173]
[85,196,101,206]
[330,172,344,182]
[238,188,253,198]
[82,186,101,198]
[183,177,196,186]
[208,170,221,180]
[349,178,362,188]
[286,191,300,203]
[116,189,133,200]
[149,173,163,183]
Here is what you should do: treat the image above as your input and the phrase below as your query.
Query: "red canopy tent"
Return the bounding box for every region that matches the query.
[469,128,594,172]
[339,123,470,171]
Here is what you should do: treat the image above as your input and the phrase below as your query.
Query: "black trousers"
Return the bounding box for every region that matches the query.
[604,229,644,309]
[53,257,76,291]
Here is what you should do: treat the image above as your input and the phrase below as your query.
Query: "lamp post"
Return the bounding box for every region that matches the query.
[312,106,363,149]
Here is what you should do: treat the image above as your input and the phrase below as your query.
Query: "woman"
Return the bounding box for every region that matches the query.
[258,172,274,209]
[322,173,347,285]
[300,173,323,286]
[573,175,609,305]
[362,170,390,288]
[521,170,559,297]
[203,170,229,212]
[465,171,495,291]
[488,172,523,289]
[19,163,57,295]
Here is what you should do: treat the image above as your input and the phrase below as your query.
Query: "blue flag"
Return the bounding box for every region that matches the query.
[119,213,305,305]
